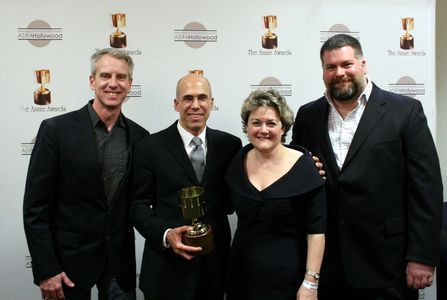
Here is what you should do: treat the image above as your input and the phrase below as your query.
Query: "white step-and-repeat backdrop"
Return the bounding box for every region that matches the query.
[1,0,438,299]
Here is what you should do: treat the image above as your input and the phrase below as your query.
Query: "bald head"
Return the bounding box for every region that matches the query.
[176,74,212,100]
[174,73,214,136]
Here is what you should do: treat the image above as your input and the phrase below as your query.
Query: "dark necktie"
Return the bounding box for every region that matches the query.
[190,136,205,181]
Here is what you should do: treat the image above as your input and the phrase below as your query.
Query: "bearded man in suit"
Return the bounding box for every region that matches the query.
[291,34,443,300]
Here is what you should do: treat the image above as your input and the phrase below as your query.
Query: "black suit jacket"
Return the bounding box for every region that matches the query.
[23,102,149,292]
[291,84,443,289]
[130,121,242,300]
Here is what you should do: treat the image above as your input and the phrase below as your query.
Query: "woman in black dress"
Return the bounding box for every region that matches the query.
[225,89,326,300]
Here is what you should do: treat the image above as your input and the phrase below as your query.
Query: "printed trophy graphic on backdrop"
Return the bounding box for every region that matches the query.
[400,17,414,50]
[178,186,214,254]
[110,13,127,48]
[262,15,278,49]
[34,69,51,105]
[189,69,203,76]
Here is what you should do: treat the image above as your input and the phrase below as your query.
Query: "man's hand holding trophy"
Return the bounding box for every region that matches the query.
[165,186,214,260]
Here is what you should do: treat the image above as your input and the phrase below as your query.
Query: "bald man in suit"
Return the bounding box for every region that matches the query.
[130,73,242,300]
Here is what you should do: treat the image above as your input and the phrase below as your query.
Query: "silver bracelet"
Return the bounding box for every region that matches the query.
[302,279,318,290]
[305,270,320,281]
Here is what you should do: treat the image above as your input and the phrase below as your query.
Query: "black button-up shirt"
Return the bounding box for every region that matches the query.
[88,102,128,206]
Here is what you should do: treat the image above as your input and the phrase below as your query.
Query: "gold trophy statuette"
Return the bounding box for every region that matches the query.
[178,186,214,254]
[110,13,127,48]
[34,69,51,105]
[400,17,414,50]
[189,69,204,76]
[262,15,278,49]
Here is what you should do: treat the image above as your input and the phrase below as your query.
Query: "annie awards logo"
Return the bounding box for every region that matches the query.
[320,24,360,43]
[250,77,292,97]
[17,20,63,47]
[19,69,67,114]
[102,13,142,55]
[388,76,425,98]
[262,15,278,49]
[34,69,51,105]
[400,17,414,50]
[248,15,291,56]
[110,13,127,48]
[386,17,425,57]
[174,22,218,49]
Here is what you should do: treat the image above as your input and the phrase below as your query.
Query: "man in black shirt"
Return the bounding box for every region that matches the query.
[23,48,149,300]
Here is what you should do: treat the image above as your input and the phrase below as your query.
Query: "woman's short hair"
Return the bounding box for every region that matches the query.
[241,89,295,143]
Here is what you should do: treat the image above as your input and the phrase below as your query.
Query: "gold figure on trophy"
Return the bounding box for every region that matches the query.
[262,15,278,49]
[400,17,414,50]
[178,186,214,254]
[34,69,51,105]
[110,13,127,48]
[189,69,204,76]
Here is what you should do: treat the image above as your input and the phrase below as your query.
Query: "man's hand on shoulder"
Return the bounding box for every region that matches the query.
[312,155,326,179]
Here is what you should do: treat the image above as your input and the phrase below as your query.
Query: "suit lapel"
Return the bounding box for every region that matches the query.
[163,122,200,184]
[75,105,107,205]
[202,128,219,186]
[317,100,341,175]
[342,86,386,170]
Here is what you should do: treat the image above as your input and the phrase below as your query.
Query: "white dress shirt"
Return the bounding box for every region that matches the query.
[177,121,208,161]
[326,78,372,169]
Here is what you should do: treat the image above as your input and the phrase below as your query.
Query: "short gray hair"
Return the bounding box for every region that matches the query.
[90,48,134,80]
[241,89,295,143]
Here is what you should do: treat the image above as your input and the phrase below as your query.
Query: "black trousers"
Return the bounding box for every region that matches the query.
[143,257,215,300]
[64,263,135,300]
[318,274,418,300]
[192,257,213,300]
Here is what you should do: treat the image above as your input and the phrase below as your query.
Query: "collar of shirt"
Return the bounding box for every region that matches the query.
[87,100,126,129]
[324,77,373,111]
[176,121,207,156]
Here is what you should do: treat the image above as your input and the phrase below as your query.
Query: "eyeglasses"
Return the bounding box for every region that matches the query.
[180,94,211,104]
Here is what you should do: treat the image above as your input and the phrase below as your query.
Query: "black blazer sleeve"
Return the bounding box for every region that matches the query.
[404,100,443,264]
[23,119,63,283]
[130,137,166,250]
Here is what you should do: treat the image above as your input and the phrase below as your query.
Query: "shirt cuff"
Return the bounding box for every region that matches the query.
[162,228,172,248]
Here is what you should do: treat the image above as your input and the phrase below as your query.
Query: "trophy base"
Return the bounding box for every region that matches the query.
[110,34,127,48]
[34,91,51,105]
[400,36,414,50]
[262,35,278,49]
[183,226,214,255]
